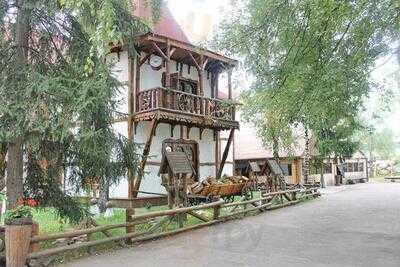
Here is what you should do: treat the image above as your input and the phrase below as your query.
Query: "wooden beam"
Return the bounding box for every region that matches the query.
[187,211,210,222]
[141,34,238,67]
[217,129,235,179]
[187,51,201,70]
[169,47,177,57]
[134,120,158,196]
[140,52,152,66]
[151,42,168,60]
[202,57,209,70]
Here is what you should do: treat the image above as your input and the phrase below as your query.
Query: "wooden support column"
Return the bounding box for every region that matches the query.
[165,40,171,88]
[133,119,158,197]
[228,68,233,99]
[127,53,138,237]
[217,129,235,179]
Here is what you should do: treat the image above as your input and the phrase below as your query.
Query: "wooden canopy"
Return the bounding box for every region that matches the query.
[137,33,238,74]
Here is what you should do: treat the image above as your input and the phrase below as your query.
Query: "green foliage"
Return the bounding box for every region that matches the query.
[0,0,160,222]
[357,127,397,160]
[4,205,33,223]
[216,0,400,158]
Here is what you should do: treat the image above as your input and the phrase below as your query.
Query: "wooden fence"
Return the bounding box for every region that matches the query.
[5,187,320,267]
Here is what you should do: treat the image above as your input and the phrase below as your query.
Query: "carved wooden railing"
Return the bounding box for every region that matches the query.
[137,87,236,121]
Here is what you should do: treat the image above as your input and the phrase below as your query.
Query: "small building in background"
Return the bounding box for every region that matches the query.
[234,121,368,186]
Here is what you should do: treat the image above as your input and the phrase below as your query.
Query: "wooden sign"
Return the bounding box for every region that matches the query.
[267,159,284,175]
[249,162,261,172]
[165,151,193,175]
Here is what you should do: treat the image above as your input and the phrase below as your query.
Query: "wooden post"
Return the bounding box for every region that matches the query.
[228,68,232,99]
[6,224,32,267]
[213,204,220,220]
[198,55,204,96]
[217,129,235,179]
[165,40,171,88]
[29,222,40,253]
[127,52,137,238]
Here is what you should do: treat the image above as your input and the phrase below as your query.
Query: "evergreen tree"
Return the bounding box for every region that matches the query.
[0,0,160,221]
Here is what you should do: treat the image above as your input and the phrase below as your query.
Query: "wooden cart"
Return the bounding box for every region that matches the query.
[188,178,252,205]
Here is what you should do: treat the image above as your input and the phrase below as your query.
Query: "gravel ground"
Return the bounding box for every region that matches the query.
[62,182,400,267]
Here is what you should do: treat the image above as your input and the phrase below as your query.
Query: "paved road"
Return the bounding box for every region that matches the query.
[63,183,400,267]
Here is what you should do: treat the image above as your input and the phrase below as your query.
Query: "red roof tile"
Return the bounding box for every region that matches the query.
[133,1,190,43]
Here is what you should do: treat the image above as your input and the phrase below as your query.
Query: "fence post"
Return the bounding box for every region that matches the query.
[213,203,221,220]
[29,221,40,253]
[6,223,32,267]
[125,208,135,244]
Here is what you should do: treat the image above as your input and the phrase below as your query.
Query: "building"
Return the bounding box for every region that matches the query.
[108,1,238,198]
[234,121,368,186]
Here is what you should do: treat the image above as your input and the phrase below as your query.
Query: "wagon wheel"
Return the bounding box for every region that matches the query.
[178,94,192,112]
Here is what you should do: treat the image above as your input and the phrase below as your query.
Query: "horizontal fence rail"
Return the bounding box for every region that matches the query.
[137,87,236,121]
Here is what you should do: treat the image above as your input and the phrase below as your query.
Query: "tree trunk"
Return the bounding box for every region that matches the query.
[6,0,30,209]
[0,143,7,191]
[272,137,279,163]
[6,138,24,209]
[98,180,109,213]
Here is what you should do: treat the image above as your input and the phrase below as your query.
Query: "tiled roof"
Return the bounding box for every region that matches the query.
[134,1,190,43]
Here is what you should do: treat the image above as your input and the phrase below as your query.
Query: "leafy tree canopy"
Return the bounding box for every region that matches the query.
[216,0,399,158]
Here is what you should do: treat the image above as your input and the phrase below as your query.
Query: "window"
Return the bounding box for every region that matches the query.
[347,162,354,172]
[358,162,364,172]
[324,163,332,174]
[280,163,292,176]
[343,162,364,173]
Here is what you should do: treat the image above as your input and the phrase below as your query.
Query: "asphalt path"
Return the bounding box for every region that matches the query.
[63,182,400,267]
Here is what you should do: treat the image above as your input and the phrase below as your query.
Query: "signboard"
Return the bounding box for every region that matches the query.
[165,151,193,175]
[267,159,284,175]
[249,162,261,172]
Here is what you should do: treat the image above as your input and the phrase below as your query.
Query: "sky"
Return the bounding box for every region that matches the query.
[167,0,400,140]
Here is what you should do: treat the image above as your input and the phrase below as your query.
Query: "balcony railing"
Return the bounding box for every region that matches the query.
[137,87,236,121]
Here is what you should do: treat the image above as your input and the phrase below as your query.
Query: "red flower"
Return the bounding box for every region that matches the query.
[26,198,38,207]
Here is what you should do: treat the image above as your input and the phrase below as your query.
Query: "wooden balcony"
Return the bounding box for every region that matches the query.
[135,87,239,130]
